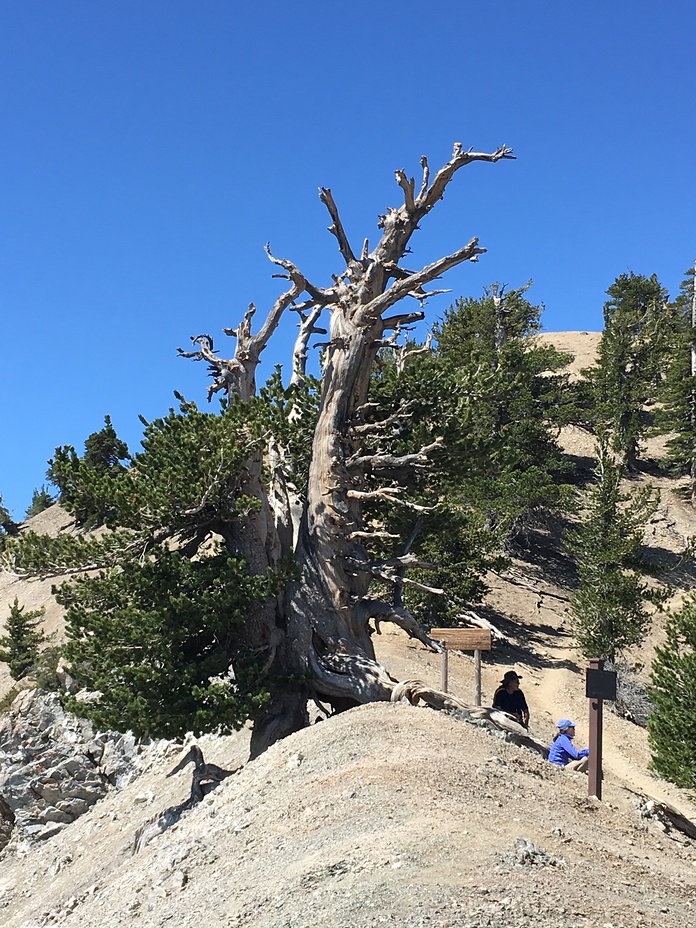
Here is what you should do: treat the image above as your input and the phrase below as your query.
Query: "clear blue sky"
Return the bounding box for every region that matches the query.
[1,1,695,517]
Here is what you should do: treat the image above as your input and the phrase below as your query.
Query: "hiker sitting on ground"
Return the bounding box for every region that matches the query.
[548,719,589,772]
[492,670,530,728]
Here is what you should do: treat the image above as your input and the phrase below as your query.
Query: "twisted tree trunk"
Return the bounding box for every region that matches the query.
[182,143,515,756]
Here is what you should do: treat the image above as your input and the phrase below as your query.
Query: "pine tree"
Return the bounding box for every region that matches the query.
[433,282,574,548]
[59,546,276,738]
[0,598,46,681]
[0,495,19,549]
[359,343,504,627]
[9,394,304,738]
[25,486,55,520]
[652,264,696,499]
[47,415,131,527]
[588,272,670,471]
[566,439,664,663]
[0,143,517,754]
[649,593,696,788]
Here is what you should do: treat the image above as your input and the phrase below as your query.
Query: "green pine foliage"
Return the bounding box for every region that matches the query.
[0,597,46,681]
[44,398,273,538]
[3,393,304,738]
[83,414,131,469]
[47,415,131,527]
[258,367,320,495]
[586,272,670,471]
[433,283,575,547]
[360,343,503,625]
[58,548,273,739]
[357,281,573,626]
[1,528,134,577]
[25,486,56,520]
[566,440,664,663]
[397,506,506,626]
[0,495,19,549]
[9,269,684,739]
[651,266,696,483]
[649,593,696,787]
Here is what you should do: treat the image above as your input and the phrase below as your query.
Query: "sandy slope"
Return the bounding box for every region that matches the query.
[2,702,696,928]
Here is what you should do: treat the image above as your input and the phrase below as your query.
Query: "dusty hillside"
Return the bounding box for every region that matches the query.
[2,703,696,928]
[3,329,696,926]
[0,504,74,702]
[535,329,601,379]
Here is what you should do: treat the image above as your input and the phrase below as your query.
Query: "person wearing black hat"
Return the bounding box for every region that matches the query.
[492,670,529,728]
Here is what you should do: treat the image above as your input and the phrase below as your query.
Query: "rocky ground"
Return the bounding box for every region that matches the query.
[2,331,696,927]
[2,700,696,928]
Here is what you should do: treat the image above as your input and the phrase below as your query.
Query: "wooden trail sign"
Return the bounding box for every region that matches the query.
[430,629,493,651]
[430,628,493,706]
[586,658,616,800]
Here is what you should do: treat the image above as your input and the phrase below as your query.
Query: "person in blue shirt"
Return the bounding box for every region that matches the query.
[548,719,589,772]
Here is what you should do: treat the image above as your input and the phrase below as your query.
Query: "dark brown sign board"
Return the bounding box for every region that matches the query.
[430,628,492,651]
[585,668,617,701]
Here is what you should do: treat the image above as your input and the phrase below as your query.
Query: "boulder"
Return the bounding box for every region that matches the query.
[0,689,141,849]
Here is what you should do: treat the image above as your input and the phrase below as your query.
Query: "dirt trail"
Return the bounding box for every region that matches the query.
[531,641,686,808]
[376,614,696,823]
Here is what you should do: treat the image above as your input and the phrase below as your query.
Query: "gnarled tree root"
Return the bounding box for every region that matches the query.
[132,746,239,854]
[391,679,549,757]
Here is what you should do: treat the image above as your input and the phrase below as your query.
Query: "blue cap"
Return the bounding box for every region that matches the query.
[557,718,576,730]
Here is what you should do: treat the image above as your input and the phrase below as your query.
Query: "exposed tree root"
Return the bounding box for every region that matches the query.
[391,679,549,757]
[132,746,239,854]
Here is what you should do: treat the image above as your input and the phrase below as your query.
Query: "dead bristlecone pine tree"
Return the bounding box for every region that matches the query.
[179,142,516,756]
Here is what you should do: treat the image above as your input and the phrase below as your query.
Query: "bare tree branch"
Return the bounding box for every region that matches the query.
[417,155,430,201]
[177,334,245,401]
[349,403,415,436]
[290,303,325,386]
[356,598,438,650]
[416,142,515,212]
[346,439,441,472]
[346,530,400,541]
[370,143,513,272]
[455,610,507,641]
[394,169,416,211]
[395,333,433,373]
[264,243,337,307]
[383,261,417,281]
[381,311,426,331]
[410,288,452,302]
[352,400,382,415]
[345,488,433,512]
[253,247,313,349]
[180,245,333,401]
[374,552,437,571]
[383,261,451,305]
[319,187,357,266]
[366,238,486,320]
[345,556,444,595]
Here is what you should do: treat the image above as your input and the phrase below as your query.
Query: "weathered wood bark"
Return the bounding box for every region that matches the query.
[183,143,515,756]
[133,746,238,853]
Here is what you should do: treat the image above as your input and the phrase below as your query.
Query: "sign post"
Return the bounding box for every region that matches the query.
[430,628,493,705]
[586,658,617,800]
